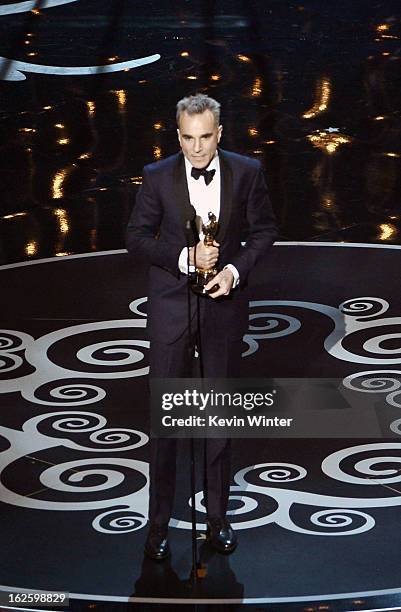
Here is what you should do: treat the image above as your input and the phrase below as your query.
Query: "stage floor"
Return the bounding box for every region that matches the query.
[2,244,401,611]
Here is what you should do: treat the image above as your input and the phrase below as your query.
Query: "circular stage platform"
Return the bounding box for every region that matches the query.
[2,243,401,611]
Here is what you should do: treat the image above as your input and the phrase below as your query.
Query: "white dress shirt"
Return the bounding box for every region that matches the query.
[178,153,239,287]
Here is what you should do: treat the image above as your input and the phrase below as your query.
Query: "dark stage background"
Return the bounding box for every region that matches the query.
[0,0,400,265]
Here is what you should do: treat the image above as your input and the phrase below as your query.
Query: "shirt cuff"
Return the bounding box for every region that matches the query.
[224,264,240,288]
[178,247,195,274]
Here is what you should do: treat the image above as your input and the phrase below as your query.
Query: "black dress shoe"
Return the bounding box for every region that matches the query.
[144,523,170,560]
[206,517,237,554]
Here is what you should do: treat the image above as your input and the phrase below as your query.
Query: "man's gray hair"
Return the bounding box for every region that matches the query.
[176,93,221,126]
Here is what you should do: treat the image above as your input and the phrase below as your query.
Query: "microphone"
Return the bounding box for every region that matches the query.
[186,205,198,247]
[186,206,199,279]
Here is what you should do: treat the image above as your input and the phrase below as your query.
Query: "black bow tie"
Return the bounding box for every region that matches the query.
[191,166,216,186]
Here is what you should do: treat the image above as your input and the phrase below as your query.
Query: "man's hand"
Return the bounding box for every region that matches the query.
[190,240,219,269]
[205,268,234,298]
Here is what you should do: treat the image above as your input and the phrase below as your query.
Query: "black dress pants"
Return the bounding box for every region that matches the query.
[148,296,243,526]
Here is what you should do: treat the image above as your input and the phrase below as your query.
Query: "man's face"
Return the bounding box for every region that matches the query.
[177,109,222,169]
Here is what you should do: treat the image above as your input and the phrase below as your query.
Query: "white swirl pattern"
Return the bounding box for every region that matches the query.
[245,297,401,364]
[344,371,401,408]
[1,294,401,535]
[343,371,401,434]
[0,330,32,373]
[245,297,401,435]
[169,451,401,534]
[2,296,401,406]
[1,409,401,536]
[0,411,149,534]
[93,509,147,534]
[0,299,149,406]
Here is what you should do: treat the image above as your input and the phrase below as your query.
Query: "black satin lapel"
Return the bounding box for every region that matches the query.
[173,153,195,242]
[217,149,233,244]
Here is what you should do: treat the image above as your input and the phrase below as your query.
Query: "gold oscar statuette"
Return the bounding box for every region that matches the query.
[191,212,220,295]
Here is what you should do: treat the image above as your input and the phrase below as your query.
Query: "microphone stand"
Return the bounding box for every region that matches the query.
[195,273,207,537]
[185,221,200,588]
[193,231,208,584]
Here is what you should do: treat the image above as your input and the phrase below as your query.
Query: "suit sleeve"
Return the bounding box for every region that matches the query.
[229,163,278,284]
[126,168,183,277]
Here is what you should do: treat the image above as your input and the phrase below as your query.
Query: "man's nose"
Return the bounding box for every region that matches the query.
[193,138,202,152]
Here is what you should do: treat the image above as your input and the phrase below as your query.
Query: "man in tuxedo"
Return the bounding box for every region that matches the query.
[126,93,277,560]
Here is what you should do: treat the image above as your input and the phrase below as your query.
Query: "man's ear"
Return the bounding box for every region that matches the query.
[177,128,181,145]
[217,125,223,142]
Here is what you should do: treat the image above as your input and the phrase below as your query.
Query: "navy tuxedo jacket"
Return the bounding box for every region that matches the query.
[126,148,277,344]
